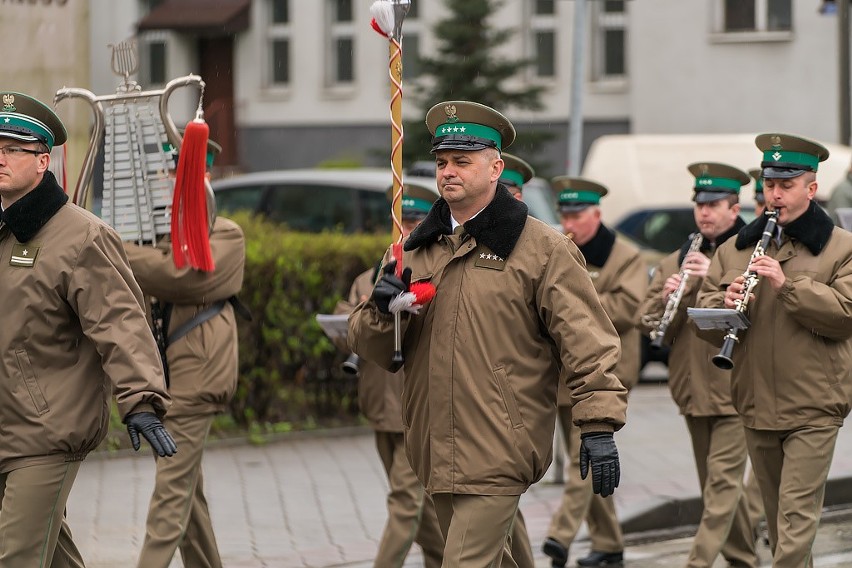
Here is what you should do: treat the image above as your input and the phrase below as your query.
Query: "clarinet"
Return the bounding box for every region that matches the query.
[712,210,779,370]
[648,232,704,349]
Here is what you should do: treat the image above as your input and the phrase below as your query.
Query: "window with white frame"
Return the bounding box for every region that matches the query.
[530,0,557,78]
[591,0,627,82]
[719,0,792,33]
[327,0,355,85]
[267,0,290,86]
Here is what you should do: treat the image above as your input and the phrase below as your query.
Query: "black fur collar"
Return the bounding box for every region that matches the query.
[678,217,745,264]
[735,202,834,255]
[1,171,68,243]
[405,184,528,259]
[578,223,616,267]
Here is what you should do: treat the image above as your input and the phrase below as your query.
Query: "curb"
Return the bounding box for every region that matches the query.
[619,475,852,536]
[86,424,374,461]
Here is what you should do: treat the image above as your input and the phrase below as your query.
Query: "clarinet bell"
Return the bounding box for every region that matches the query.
[712,336,736,370]
[341,353,360,376]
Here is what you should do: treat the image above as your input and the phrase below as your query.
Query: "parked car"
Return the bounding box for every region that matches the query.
[613,205,757,381]
[213,168,439,233]
[615,205,757,271]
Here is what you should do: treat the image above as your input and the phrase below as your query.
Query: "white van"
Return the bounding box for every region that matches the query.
[582,133,852,226]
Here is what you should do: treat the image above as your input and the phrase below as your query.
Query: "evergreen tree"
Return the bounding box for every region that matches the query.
[402,0,549,166]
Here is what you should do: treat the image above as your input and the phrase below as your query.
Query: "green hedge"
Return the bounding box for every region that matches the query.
[227,212,391,429]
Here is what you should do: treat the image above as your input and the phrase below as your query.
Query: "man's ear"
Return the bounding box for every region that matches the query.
[491,156,504,183]
[36,153,50,174]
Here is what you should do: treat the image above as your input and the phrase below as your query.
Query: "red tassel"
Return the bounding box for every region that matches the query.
[171,120,215,272]
[410,282,436,305]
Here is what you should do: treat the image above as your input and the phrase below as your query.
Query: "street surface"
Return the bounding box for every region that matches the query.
[65,382,852,567]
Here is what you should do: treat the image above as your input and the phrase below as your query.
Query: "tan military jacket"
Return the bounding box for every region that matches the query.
[336,267,404,433]
[350,188,627,495]
[124,216,246,416]
[0,174,170,473]
[641,248,738,416]
[697,208,852,429]
[558,232,645,405]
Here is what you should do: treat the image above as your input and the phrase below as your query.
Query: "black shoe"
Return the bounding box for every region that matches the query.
[576,550,624,567]
[542,537,569,568]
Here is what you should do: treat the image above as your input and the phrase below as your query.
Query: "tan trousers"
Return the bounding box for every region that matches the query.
[684,415,757,568]
[547,406,624,553]
[432,493,520,568]
[744,425,838,568]
[743,464,765,538]
[0,461,85,568]
[375,431,444,568]
[509,509,534,568]
[137,413,221,568]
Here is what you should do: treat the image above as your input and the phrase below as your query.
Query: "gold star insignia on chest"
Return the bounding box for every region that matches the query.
[10,243,39,267]
[475,249,506,270]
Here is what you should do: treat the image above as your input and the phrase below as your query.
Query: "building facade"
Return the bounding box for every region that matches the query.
[24,0,849,178]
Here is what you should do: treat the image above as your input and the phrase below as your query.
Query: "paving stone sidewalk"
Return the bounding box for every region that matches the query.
[67,383,852,567]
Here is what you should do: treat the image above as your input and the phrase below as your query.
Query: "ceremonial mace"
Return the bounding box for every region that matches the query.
[371,0,411,372]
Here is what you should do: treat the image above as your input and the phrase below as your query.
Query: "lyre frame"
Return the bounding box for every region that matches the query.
[54,74,205,210]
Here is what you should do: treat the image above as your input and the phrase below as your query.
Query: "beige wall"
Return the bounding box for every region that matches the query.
[1,1,90,192]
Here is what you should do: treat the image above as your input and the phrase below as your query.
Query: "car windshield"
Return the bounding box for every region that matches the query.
[615,206,756,253]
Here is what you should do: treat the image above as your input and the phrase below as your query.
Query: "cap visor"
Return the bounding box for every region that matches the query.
[0,131,40,144]
[762,167,806,180]
[431,140,494,154]
[693,191,732,204]
[559,204,592,213]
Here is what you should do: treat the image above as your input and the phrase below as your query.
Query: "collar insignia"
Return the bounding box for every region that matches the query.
[475,248,506,270]
[10,243,39,267]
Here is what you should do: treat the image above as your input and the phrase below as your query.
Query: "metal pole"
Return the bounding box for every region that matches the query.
[567,0,588,176]
[551,0,588,486]
[840,0,850,145]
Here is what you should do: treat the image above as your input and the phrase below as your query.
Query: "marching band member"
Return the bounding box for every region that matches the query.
[697,134,852,568]
[640,163,757,568]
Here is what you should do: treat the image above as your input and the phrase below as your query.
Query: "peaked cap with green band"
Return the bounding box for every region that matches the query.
[748,168,765,202]
[0,91,67,149]
[688,162,749,204]
[426,100,515,154]
[385,180,439,220]
[164,131,223,170]
[552,176,608,213]
[756,132,829,180]
[500,153,534,189]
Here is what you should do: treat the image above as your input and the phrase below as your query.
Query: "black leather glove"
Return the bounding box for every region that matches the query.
[579,431,620,497]
[371,260,411,314]
[126,412,178,457]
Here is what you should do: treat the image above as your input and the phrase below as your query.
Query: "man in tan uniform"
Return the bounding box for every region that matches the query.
[0,93,175,568]
[350,101,627,567]
[543,178,645,568]
[640,163,757,568]
[128,139,247,568]
[337,181,444,568]
[698,134,852,568]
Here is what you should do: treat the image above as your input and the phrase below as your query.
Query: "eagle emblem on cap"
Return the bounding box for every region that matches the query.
[444,104,458,123]
[699,164,709,175]
[2,94,15,112]
[770,135,782,148]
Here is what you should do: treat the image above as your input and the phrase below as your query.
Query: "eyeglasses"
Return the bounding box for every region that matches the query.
[0,146,46,157]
